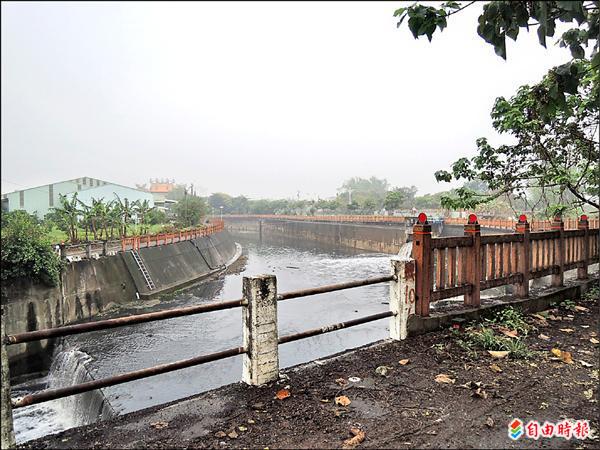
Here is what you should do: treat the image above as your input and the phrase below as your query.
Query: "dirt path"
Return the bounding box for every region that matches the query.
[23,286,599,449]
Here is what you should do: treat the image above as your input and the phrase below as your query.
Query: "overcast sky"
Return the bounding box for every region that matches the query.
[1,1,569,200]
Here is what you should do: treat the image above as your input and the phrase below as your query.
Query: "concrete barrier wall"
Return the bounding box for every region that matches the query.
[2,230,238,375]
[260,219,408,254]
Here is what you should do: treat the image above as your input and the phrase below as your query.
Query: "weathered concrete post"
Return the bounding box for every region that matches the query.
[102,240,108,257]
[578,215,589,280]
[464,215,481,308]
[390,257,416,340]
[242,275,279,385]
[1,306,16,448]
[515,215,531,298]
[85,242,92,259]
[551,216,564,287]
[411,213,432,316]
[259,220,263,243]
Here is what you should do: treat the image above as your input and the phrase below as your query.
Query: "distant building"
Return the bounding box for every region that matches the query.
[144,178,178,211]
[1,176,154,218]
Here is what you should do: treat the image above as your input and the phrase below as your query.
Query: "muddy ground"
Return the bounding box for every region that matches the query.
[23,284,599,449]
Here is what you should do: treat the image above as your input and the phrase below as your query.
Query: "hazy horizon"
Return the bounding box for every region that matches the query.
[2,1,569,200]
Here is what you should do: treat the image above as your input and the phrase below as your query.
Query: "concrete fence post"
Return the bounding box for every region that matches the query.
[515,216,530,298]
[85,242,92,259]
[411,215,432,316]
[1,307,16,449]
[464,217,481,308]
[102,240,108,257]
[551,216,564,287]
[390,258,416,340]
[242,275,279,385]
[578,216,589,280]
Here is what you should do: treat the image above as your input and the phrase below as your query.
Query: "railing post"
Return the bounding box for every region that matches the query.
[1,306,16,448]
[242,275,279,385]
[390,257,416,340]
[464,215,481,308]
[578,215,589,280]
[102,240,108,256]
[121,238,126,253]
[85,242,92,259]
[515,215,530,298]
[551,216,564,287]
[411,213,432,317]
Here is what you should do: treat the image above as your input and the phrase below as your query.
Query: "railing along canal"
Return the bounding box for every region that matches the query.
[1,214,598,447]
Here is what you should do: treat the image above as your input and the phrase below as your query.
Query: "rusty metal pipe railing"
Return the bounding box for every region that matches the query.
[278,311,394,344]
[277,275,395,301]
[11,346,246,409]
[5,298,245,345]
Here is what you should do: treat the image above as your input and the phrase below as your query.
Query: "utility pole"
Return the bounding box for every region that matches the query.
[348,188,352,205]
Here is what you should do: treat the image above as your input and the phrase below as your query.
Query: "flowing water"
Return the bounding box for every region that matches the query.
[13,233,396,443]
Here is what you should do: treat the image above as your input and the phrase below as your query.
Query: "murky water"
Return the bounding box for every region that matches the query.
[14,233,394,443]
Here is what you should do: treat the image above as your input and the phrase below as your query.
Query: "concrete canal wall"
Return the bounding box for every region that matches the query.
[1,231,239,376]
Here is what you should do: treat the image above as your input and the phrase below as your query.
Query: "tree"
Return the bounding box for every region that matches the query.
[338,176,390,208]
[1,210,62,286]
[435,59,598,212]
[231,195,249,214]
[133,199,153,234]
[384,189,405,211]
[114,195,134,237]
[208,192,233,213]
[174,196,209,227]
[395,1,599,215]
[52,193,81,243]
[147,208,167,225]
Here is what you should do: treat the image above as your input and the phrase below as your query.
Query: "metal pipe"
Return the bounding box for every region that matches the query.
[277,275,395,301]
[5,298,245,345]
[278,311,394,344]
[12,346,246,409]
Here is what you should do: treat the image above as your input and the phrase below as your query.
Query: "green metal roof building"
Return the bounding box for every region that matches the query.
[1,176,154,218]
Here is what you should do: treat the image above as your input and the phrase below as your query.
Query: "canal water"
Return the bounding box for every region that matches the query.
[13,233,394,443]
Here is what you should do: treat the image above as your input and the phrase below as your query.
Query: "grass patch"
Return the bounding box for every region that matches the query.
[453,306,533,359]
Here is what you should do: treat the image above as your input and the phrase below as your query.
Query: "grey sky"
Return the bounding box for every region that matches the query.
[1,1,569,200]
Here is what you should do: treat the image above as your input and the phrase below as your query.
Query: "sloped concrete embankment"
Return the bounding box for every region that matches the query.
[2,231,240,375]
[121,230,240,298]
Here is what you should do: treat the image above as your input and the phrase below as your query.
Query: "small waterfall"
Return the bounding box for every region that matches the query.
[13,344,114,444]
[398,241,413,260]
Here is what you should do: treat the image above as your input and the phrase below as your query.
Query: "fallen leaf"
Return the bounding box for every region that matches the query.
[460,381,482,389]
[559,328,575,333]
[538,334,551,341]
[485,417,494,428]
[551,348,573,364]
[539,402,549,410]
[321,399,330,403]
[399,359,410,366]
[214,431,227,438]
[238,426,248,432]
[228,431,238,439]
[375,365,393,377]
[342,428,366,449]
[574,305,589,312]
[473,387,488,399]
[247,419,255,424]
[434,374,455,384]
[583,389,593,400]
[335,378,348,386]
[335,395,351,407]
[591,338,600,344]
[580,361,593,368]
[499,327,518,338]
[150,421,169,429]
[348,376,361,383]
[275,389,290,400]
[531,313,545,320]
[547,314,560,321]
[490,364,503,373]
[487,350,510,359]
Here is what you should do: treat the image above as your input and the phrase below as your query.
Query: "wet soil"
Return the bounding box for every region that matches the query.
[22,286,599,449]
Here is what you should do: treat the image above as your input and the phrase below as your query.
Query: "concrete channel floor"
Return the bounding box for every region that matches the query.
[21,278,600,449]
